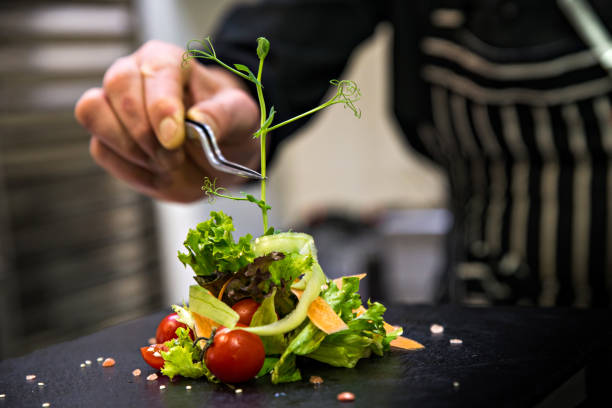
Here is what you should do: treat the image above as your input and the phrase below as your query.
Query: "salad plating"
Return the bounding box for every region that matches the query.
[141,37,423,385]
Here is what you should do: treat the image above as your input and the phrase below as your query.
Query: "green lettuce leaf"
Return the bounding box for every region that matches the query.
[161,327,217,382]
[256,357,279,378]
[269,253,313,315]
[270,276,362,383]
[306,300,398,367]
[268,253,312,286]
[271,352,302,383]
[171,304,195,332]
[303,332,373,367]
[178,211,254,277]
[250,288,286,355]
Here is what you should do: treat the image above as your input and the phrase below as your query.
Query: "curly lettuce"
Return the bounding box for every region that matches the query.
[161,327,217,382]
[178,211,254,277]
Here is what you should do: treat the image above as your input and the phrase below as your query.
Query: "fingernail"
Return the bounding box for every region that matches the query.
[156,148,184,171]
[159,116,179,148]
[187,109,206,123]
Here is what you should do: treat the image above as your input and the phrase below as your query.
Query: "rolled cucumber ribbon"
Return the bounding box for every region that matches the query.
[241,262,326,336]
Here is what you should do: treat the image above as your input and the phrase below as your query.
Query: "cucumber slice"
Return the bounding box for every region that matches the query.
[253,232,318,260]
[189,285,239,328]
[242,262,326,336]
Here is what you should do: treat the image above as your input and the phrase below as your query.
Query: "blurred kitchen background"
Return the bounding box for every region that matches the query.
[0,0,448,359]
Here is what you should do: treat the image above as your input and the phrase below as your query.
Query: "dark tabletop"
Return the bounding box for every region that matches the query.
[1,305,611,408]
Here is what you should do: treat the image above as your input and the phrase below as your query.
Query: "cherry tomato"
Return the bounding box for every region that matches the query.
[205,325,265,383]
[140,344,168,370]
[156,313,190,343]
[231,299,260,326]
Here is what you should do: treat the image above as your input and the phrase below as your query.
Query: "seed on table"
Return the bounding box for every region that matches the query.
[0,394,5,398]
[453,381,460,389]
[185,385,192,390]
[97,357,104,362]
[102,358,116,367]
[132,369,141,377]
[430,324,444,334]
[37,382,45,387]
[85,360,92,365]
[450,338,463,345]
[147,373,158,381]
[309,375,324,385]
[337,392,355,402]
[80,363,86,368]
[42,403,50,407]
[26,375,36,381]
[159,385,166,390]
[235,388,243,394]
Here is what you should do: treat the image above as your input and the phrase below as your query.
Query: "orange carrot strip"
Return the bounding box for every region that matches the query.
[383,321,424,349]
[331,273,367,290]
[191,311,218,346]
[389,336,424,350]
[292,289,349,334]
[355,305,424,350]
[217,277,234,300]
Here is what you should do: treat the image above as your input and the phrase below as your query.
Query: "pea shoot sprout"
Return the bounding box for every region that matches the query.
[185,37,361,233]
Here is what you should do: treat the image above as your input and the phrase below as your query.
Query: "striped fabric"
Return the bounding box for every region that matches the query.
[420,22,612,307]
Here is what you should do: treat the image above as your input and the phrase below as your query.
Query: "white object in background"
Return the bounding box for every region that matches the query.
[378,209,452,303]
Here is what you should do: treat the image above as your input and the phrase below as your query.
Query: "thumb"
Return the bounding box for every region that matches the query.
[185,88,260,172]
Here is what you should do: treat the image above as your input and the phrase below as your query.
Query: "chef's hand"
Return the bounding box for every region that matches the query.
[75,40,260,203]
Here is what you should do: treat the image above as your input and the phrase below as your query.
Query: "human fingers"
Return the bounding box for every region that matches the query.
[102,55,184,170]
[137,40,190,150]
[89,136,163,195]
[75,87,154,170]
[90,136,209,203]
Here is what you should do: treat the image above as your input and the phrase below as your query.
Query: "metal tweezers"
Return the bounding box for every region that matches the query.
[185,118,264,180]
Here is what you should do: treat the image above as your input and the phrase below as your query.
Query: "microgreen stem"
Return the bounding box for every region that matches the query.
[256,57,269,233]
[208,191,250,202]
[267,100,336,132]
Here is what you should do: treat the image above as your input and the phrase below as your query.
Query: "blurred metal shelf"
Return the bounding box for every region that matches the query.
[0,0,162,359]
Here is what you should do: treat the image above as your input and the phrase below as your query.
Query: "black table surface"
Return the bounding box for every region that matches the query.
[1,304,611,408]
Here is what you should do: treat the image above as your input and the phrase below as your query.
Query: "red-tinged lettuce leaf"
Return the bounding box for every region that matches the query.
[222,252,284,305]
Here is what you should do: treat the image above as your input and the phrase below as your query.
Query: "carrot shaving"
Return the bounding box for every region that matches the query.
[355,305,424,350]
[191,311,218,346]
[382,321,424,349]
[217,277,234,300]
[292,289,349,334]
[329,273,367,290]
[389,336,424,350]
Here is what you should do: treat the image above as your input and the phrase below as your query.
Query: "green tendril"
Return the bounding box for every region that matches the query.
[201,177,270,213]
[201,177,227,204]
[329,79,362,118]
